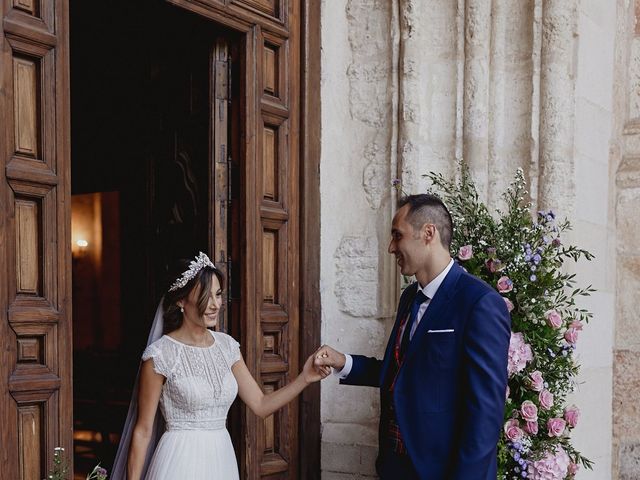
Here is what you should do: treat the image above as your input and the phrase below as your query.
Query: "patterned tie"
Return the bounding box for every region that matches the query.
[399,290,429,358]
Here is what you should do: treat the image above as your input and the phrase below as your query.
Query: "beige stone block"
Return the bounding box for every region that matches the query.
[580,0,616,30]
[573,292,614,369]
[617,441,640,480]
[616,189,640,252]
[321,441,378,476]
[615,256,640,349]
[613,350,640,441]
[568,366,612,478]
[574,98,613,166]
[576,12,615,111]
[566,220,609,292]
[321,315,391,357]
[575,157,610,226]
[333,236,380,317]
[322,422,378,447]
[321,379,380,425]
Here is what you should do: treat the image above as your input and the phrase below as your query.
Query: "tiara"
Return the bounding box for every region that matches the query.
[168,252,216,292]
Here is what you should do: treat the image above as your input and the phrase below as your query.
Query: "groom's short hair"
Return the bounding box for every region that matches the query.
[398,194,453,249]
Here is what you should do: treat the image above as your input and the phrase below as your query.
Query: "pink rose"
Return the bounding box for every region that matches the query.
[485,258,504,273]
[504,419,524,442]
[524,420,539,435]
[547,417,566,437]
[545,309,562,329]
[503,297,514,312]
[568,462,580,476]
[569,319,584,331]
[528,370,544,392]
[539,389,554,410]
[564,328,579,344]
[497,275,513,293]
[507,332,534,376]
[564,405,580,428]
[458,245,473,261]
[520,400,538,422]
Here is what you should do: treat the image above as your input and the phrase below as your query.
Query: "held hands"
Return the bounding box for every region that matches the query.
[313,345,346,371]
[301,351,332,384]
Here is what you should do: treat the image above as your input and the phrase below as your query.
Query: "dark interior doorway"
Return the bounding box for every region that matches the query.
[69,1,237,475]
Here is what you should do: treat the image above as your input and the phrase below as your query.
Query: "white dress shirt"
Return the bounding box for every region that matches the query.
[335,258,455,379]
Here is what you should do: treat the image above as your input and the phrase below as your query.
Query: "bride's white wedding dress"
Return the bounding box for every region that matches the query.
[141,330,240,479]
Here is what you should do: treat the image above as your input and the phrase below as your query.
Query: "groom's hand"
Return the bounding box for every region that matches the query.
[314,345,346,371]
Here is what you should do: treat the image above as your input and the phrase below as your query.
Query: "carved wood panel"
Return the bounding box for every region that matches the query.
[1,0,71,478]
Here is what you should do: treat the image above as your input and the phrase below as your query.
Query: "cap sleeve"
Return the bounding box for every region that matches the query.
[142,342,169,377]
[219,332,241,366]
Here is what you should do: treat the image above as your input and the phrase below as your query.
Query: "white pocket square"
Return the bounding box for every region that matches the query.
[427,329,455,333]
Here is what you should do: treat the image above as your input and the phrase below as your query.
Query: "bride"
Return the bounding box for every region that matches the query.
[111,252,329,479]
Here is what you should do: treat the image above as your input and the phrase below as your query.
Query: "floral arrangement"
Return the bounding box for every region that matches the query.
[405,164,593,479]
[46,447,108,480]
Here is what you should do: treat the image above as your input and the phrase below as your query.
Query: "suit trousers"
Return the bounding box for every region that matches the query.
[376,450,420,480]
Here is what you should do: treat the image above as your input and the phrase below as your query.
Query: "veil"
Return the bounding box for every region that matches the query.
[110,299,167,480]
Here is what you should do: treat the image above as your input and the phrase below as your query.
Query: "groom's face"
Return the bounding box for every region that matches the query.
[388,205,428,276]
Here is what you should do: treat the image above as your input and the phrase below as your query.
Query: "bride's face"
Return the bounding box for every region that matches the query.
[181,275,223,329]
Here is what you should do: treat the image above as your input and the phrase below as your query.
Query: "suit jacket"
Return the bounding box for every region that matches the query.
[341,262,511,480]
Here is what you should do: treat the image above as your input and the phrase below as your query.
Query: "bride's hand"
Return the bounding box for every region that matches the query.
[302,352,331,384]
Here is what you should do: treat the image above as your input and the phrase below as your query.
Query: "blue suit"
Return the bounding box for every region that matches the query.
[341,262,511,480]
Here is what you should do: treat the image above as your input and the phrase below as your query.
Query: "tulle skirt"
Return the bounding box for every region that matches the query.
[144,429,239,479]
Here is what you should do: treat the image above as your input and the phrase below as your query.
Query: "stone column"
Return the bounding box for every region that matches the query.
[398,0,460,191]
[462,0,492,200]
[613,0,640,478]
[487,0,536,210]
[537,0,578,215]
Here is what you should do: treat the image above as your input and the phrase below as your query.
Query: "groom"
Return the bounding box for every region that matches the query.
[315,194,511,479]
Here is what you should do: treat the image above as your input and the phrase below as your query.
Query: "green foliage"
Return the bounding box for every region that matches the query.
[45,448,107,480]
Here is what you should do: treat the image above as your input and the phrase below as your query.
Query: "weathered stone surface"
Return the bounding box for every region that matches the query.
[619,441,640,480]
[321,441,378,476]
[617,189,640,253]
[613,350,640,440]
[346,0,393,128]
[362,141,390,209]
[322,422,378,446]
[616,256,640,350]
[538,0,578,217]
[334,236,379,317]
[628,37,640,121]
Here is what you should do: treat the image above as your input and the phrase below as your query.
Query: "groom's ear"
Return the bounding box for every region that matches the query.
[422,223,437,243]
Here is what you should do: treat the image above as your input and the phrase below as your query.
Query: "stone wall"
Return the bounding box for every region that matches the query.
[612,1,640,478]
[320,0,619,478]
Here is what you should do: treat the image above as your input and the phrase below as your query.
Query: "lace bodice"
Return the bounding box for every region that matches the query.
[142,331,241,431]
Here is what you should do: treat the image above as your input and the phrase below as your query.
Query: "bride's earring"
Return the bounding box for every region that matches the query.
[180,306,184,313]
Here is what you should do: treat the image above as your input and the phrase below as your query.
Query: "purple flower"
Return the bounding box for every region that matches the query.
[391,178,401,186]
[533,253,542,264]
[530,274,537,282]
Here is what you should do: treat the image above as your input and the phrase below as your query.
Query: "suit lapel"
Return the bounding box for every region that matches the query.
[404,262,463,361]
[379,282,418,386]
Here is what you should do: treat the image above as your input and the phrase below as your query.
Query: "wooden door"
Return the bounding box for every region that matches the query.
[165,1,302,478]
[0,0,72,479]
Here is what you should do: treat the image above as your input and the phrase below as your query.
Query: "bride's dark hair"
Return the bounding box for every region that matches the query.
[162,256,224,334]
